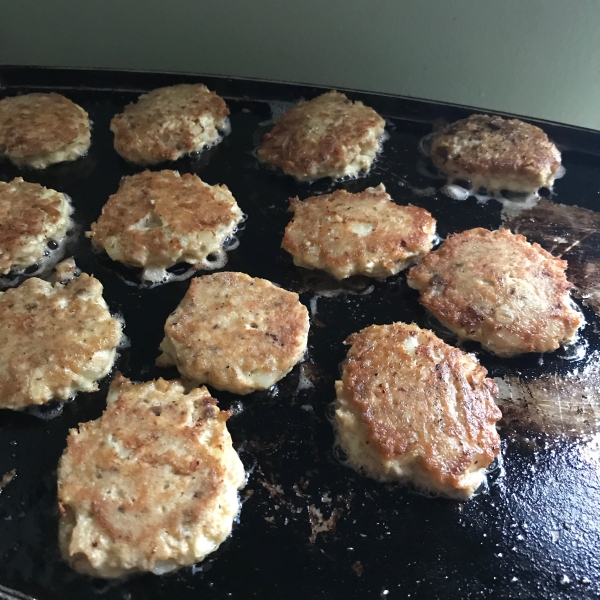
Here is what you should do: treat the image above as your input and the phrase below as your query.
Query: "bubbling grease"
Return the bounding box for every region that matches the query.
[439,181,544,221]
[0,193,78,290]
[114,225,244,289]
[189,117,231,156]
[416,132,566,220]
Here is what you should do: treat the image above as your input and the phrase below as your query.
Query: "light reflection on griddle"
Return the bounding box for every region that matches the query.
[506,198,600,315]
[495,199,600,435]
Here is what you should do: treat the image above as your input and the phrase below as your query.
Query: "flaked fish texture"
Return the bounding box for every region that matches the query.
[506,198,600,315]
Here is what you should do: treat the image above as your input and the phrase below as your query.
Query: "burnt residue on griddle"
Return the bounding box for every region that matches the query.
[505,198,600,314]
[307,504,342,544]
[249,464,354,544]
[495,352,600,436]
[0,469,16,495]
[470,197,600,437]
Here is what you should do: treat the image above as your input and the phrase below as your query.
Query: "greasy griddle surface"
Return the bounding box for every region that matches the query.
[0,68,600,600]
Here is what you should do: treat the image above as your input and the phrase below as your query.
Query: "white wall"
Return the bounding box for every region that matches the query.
[1,0,599,130]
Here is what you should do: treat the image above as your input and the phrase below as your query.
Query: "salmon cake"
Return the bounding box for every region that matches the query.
[282,184,436,279]
[430,114,562,193]
[0,93,91,169]
[258,91,386,181]
[407,228,582,356]
[87,170,242,282]
[157,272,310,395]
[0,178,72,275]
[0,261,123,410]
[110,84,230,165]
[58,374,245,578]
[334,322,501,499]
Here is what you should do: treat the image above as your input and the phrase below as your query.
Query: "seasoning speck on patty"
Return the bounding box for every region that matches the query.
[430,114,562,193]
[58,373,245,577]
[258,90,385,181]
[334,322,501,499]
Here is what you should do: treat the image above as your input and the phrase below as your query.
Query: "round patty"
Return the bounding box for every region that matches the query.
[58,373,245,577]
[0,261,123,410]
[258,91,386,181]
[0,92,91,169]
[110,84,230,165]
[157,272,310,394]
[407,228,582,356]
[334,322,501,499]
[87,170,242,280]
[282,184,436,279]
[0,177,72,274]
[430,114,561,193]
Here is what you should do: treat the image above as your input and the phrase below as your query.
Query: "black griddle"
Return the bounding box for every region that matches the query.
[1,67,600,600]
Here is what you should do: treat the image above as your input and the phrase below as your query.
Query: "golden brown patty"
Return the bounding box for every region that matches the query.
[334,322,501,499]
[0,262,122,410]
[157,272,310,394]
[87,170,242,280]
[407,228,582,356]
[0,93,91,169]
[110,84,229,165]
[0,178,72,274]
[282,184,436,279]
[257,91,385,181]
[430,114,561,193]
[58,374,245,578]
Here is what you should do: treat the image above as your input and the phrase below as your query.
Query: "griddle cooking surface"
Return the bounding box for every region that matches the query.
[1,67,600,600]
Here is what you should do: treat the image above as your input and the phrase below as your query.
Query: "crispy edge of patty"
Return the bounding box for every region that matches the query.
[157,272,309,394]
[282,184,436,279]
[257,90,386,181]
[334,322,501,499]
[110,84,229,165]
[406,227,582,356]
[0,93,91,168]
[430,114,561,193]
[87,170,242,269]
[58,373,246,577]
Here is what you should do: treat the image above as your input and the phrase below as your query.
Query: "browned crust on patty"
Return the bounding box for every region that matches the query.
[257,91,385,181]
[282,184,436,279]
[430,114,561,193]
[0,93,90,163]
[88,170,242,269]
[407,228,582,356]
[58,374,244,577]
[0,178,70,274]
[157,272,309,394]
[110,84,229,165]
[0,271,122,409]
[336,322,501,496]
